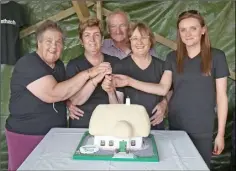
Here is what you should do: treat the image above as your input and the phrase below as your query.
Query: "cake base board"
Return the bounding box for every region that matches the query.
[72,131,159,162]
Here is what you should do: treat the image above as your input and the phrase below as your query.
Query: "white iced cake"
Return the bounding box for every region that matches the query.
[89,104,151,138]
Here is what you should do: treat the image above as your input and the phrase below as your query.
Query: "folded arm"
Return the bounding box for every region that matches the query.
[27,70,89,103]
[70,79,97,105]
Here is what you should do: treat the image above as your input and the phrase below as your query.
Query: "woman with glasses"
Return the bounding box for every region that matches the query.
[114,10,229,168]
[111,22,168,130]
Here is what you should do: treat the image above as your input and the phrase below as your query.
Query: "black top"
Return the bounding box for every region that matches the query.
[164,48,230,134]
[113,56,164,119]
[1,1,27,65]
[66,53,120,128]
[6,52,67,135]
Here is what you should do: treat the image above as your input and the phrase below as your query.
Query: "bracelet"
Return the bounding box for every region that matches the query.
[91,78,96,87]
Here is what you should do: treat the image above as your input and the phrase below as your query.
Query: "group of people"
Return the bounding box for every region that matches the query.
[5,9,229,170]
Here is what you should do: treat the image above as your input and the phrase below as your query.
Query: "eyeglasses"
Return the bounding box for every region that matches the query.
[129,36,150,43]
[178,10,200,18]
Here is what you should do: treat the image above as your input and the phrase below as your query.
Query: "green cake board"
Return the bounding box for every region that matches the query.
[73,131,159,162]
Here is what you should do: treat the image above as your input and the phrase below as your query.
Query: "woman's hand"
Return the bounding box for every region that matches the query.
[150,100,167,126]
[92,68,112,86]
[66,100,84,120]
[212,134,225,155]
[113,74,131,87]
[88,62,111,78]
[102,75,115,93]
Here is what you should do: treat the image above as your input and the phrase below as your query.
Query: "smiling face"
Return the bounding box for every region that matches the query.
[81,26,102,55]
[178,17,206,48]
[37,29,63,65]
[130,28,151,56]
[108,13,129,43]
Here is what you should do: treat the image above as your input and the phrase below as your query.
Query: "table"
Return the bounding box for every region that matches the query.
[18,128,209,170]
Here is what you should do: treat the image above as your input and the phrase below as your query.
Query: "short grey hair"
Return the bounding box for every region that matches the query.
[35,20,65,47]
[105,9,130,33]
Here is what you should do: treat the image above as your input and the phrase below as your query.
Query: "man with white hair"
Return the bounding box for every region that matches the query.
[102,10,157,59]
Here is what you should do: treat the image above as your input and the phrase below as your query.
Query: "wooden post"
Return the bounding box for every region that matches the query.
[93,4,111,17]
[20,1,94,38]
[154,33,177,50]
[96,1,102,21]
[20,7,75,39]
[96,1,103,30]
[71,0,90,22]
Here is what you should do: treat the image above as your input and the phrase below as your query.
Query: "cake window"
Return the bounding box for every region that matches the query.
[109,140,114,146]
[131,140,136,146]
[100,140,105,146]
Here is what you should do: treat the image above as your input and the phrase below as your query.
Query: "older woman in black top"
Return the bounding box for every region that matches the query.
[107,22,169,130]
[5,20,108,170]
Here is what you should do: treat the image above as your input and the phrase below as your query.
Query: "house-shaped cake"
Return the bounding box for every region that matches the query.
[89,104,151,151]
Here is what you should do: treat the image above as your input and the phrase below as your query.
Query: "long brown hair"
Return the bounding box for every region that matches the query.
[176,10,212,75]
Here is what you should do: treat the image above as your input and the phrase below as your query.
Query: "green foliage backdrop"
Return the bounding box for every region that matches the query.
[1,1,235,170]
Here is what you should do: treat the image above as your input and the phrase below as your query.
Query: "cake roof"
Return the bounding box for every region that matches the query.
[89,104,150,138]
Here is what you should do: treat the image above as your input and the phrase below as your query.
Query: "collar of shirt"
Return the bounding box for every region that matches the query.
[102,39,131,59]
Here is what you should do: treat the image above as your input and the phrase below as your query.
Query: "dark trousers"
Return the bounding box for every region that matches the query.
[169,125,212,169]
[231,151,235,171]
[187,133,213,169]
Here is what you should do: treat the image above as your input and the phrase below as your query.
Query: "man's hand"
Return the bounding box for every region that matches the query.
[113,74,130,87]
[102,75,115,93]
[150,99,167,126]
[66,100,84,120]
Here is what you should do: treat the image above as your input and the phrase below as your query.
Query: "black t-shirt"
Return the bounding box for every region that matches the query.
[1,1,27,65]
[113,56,164,119]
[66,53,120,128]
[6,52,67,135]
[164,48,230,134]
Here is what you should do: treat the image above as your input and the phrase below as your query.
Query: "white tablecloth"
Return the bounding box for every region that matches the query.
[18,128,209,170]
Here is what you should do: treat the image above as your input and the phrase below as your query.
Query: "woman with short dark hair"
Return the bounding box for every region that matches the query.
[66,18,121,128]
[111,21,168,130]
